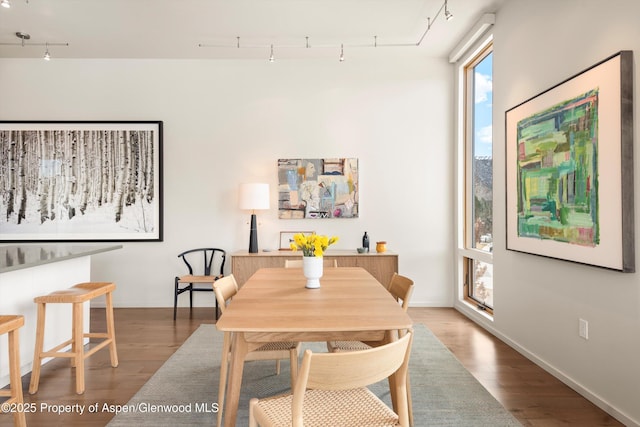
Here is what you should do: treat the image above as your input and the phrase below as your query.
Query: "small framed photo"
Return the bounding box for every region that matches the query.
[279,231,314,250]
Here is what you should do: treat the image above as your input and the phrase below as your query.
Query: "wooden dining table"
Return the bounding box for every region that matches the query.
[215,266,414,427]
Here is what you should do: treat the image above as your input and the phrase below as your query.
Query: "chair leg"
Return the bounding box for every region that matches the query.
[407,372,414,427]
[217,331,232,427]
[105,291,119,367]
[73,302,85,394]
[8,327,27,427]
[249,398,259,427]
[396,381,410,427]
[174,277,179,320]
[275,360,281,375]
[29,302,46,394]
[398,328,413,426]
[289,348,298,388]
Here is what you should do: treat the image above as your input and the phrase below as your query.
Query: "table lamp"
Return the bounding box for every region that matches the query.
[239,183,270,253]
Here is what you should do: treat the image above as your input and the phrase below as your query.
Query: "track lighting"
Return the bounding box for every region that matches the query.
[444,0,454,21]
[417,0,455,45]
[198,0,458,54]
[0,32,69,59]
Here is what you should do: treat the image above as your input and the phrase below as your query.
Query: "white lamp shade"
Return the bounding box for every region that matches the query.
[239,183,270,210]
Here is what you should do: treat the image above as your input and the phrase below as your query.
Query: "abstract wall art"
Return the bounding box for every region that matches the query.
[506,51,634,271]
[0,121,163,242]
[277,158,358,219]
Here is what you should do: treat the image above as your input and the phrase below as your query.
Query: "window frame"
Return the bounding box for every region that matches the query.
[456,33,494,316]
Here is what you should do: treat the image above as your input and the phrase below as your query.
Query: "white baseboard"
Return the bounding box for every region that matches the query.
[454,301,638,427]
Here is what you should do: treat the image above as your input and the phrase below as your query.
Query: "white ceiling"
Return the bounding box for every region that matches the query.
[0,0,505,60]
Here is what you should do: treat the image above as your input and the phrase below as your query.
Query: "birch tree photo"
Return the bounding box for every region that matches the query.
[0,122,162,241]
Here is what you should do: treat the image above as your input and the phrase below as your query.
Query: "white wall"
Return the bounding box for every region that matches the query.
[3,1,639,424]
[0,53,454,308]
[472,0,640,425]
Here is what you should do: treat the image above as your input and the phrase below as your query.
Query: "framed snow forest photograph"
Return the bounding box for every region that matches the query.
[0,121,163,242]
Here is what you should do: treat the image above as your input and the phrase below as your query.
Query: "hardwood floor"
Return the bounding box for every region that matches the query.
[408,308,622,427]
[0,307,622,426]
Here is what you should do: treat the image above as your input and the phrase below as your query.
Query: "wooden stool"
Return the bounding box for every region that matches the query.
[29,282,118,395]
[0,315,27,427]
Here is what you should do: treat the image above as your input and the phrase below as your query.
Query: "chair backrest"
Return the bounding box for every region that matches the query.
[177,248,226,276]
[212,274,239,313]
[284,259,338,268]
[292,331,413,425]
[387,273,414,312]
[284,259,302,268]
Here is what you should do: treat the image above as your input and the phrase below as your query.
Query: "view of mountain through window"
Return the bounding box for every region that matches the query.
[473,52,493,253]
[466,47,493,310]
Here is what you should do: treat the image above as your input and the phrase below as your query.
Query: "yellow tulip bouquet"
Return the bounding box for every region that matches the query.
[290,233,339,257]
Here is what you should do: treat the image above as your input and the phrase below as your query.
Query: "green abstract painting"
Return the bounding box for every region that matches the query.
[516,89,599,247]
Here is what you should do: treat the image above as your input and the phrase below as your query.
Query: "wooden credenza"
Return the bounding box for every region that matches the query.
[230,250,399,287]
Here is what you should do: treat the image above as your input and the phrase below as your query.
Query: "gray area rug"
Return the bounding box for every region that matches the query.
[108,323,521,426]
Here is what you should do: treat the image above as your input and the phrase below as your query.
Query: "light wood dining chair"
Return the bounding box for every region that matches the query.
[284,258,338,268]
[213,274,300,427]
[327,273,413,352]
[249,330,413,427]
[326,272,415,425]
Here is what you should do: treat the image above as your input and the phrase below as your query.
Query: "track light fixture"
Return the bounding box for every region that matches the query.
[0,32,69,60]
[417,0,455,45]
[16,31,29,45]
[444,0,454,21]
[198,0,455,55]
[0,0,28,7]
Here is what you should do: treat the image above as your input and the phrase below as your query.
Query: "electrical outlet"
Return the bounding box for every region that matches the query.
[579,318,589,340]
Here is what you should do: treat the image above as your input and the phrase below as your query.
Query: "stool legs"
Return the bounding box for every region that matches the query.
[9,329,27,426]
[105,291,118,367]
[29,290,118,395]
[8,324,27,427]
[72,302,85,394]
[28,303,46,395]
[0,315,26,427]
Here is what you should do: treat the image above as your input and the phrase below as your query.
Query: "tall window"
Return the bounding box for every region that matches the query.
[461,42,493,313]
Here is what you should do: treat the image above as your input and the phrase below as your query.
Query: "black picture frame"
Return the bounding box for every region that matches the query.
[0,121,163,242]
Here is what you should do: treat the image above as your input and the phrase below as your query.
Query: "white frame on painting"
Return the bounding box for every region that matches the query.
[0,121,163,242]
[505,51,634,272]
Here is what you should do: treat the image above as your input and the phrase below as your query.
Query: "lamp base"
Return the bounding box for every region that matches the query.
[248,213,258,253]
